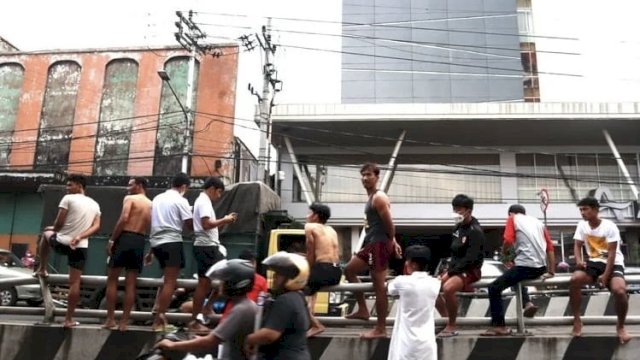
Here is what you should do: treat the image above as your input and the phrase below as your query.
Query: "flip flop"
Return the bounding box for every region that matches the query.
[63,321,80,328]
[437,330,459,338]
[481,329,512,337]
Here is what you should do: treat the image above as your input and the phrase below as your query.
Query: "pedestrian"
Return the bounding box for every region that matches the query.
[21,250,35,268]
[344,163,401,339]
[569,197,631,344]
[245,251,311,360]
[482,204,555,336]
[102,177,152,331]
[304,202,342,337]
[156,259,257,360]
[33,174,101,328]
[436,194,484,337]
[146,172,193,332]
[387,245,440,360]
[190,176,237,333]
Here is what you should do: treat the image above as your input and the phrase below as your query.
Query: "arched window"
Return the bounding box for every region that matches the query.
[153,56,199,176]
[0,63,24,167]
[94,59,139,175]
[34,61,81,171]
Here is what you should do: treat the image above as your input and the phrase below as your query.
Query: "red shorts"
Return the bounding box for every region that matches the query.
[456,267,482,292]
[356,241,391,271]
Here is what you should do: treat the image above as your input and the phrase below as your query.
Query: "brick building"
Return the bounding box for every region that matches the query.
[0,44,242,255]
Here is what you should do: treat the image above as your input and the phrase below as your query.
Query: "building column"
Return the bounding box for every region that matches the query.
[625,230,639,266]
[500,152,518,203]
[350,226,360,256]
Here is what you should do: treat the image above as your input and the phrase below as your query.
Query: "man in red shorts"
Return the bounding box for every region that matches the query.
[436,194,485,337]
[344,163,401,339]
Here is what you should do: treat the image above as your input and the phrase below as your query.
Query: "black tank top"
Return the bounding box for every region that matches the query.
[363,190,388,244]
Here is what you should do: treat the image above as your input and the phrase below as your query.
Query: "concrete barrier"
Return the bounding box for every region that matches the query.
[0,323,638,360]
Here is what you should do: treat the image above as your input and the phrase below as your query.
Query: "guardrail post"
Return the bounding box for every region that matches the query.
[37,276,55,324]
[515,283,526,335]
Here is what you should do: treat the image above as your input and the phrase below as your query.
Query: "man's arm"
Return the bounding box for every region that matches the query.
[183,218,193,232]
[598,241,618,287]
[304,224,316,266]
[201,213,236,230]
[51,208,68,232]
[373,192,395,239]
[71,215,101,248]
[156,333,220,352]
[246,328,281,346]
[543,228,556,278]
[111,197,132,243]
[573,239,585,270]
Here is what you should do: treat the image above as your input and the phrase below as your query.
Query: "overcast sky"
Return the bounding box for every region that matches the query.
[3,0,640,155]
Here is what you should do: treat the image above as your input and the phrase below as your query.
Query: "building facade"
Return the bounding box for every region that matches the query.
[0,45,245,255]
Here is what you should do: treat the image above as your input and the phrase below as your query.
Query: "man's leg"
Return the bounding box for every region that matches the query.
[119,270,138,331]
[344,256,370,320]
[609,277,631,344]
[569,270,592,336]
[102,267,121,329]
[307,293,325,337]
[34,231,54,276]
[152,266,180,330]
[360,268,388,339]
[486,267,528,334]
[64,267,82,328]
[192,277,211,319]
[441,275,464,334]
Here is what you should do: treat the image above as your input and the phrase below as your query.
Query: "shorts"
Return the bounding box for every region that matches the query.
[48,233,87,271]
[193,245,225,277]
[151,242,185,269]
[584,261,625,281]
[356,241,391,271]
[449,267,482,292]
[305,262,342,295]
[108,231,146,272]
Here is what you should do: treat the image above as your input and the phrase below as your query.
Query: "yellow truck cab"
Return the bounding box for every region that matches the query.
[266,228,348,316]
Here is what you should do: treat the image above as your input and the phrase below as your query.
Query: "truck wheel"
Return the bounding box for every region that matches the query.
[0,288,18,306]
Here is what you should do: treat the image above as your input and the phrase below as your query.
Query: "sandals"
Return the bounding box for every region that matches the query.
[437,330,459,338]
[481,328,513,337]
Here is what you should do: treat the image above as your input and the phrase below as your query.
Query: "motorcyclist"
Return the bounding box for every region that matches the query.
[155,259,257,360]
[245,251,311,360]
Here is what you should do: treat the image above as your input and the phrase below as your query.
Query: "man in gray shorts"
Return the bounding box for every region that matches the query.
[190,176,237,332]
[34,174,101,328]
[146,173,193,331]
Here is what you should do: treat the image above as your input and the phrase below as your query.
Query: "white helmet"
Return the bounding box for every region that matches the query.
[262,251,309,291]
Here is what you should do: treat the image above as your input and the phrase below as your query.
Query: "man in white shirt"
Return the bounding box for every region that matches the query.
[146,172,193,331]
[387,245,440,360]
[34,174,101,328]
[189,176,237,332]
[569,197,630,344]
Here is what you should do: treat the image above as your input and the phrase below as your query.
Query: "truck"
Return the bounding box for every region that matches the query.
[38,181,347,316]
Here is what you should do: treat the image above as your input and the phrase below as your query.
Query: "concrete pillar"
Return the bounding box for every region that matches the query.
[350,226,360,255]
[500,152,518,203]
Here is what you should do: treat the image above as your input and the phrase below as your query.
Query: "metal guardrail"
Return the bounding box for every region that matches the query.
[1,274,639,333]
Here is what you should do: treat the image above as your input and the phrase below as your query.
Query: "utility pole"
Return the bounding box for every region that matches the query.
[172,10,222,175]
[243,18,282,185]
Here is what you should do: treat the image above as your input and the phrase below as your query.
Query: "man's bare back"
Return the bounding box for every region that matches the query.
[305,223,340,264]
[122,194,152,235]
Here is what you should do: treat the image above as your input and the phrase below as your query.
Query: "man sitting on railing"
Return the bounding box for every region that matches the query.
[482,204,555,336]
[569,197,631,344]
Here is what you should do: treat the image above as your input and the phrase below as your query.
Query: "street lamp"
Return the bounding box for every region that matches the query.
[157,70,191,174]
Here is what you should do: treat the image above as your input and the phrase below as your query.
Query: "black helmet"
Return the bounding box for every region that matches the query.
[262,251,309,291]
[206,259,255,297]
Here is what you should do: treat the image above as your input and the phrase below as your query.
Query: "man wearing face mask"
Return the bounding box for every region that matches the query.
[146,172,193,331]
[436,194,485,338]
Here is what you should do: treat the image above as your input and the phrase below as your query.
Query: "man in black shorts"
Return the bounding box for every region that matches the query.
[304,202,342,337]
[569,197,630,344]
[190,176,237,332]
[146,173,193,331]
[102,177,152,331]
[34,174,101,328]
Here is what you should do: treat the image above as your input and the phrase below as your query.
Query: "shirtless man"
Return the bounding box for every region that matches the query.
[304,202,341,337]
[103,177,152,331]
[344,163,401,339]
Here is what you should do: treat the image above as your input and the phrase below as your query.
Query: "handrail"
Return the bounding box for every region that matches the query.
[1,274,639,331]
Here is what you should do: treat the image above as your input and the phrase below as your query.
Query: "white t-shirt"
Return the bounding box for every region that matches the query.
[573,219,625,266]
[56,194,101,249]
[388,272,440,360]
[193,192,219,246]
[150,189,192,247]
